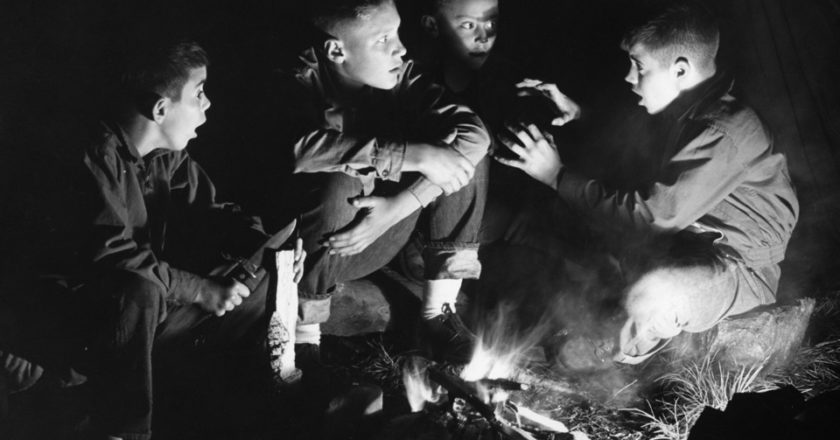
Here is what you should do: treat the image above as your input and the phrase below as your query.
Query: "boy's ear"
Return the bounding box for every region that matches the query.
[421,15,439,38]
[324,39,345,63]
[672,57,691,80]
[151,96,169,124]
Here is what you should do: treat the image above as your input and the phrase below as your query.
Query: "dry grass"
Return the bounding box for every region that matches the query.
[361,337,406,390]
[627,355,774,440]
[628,293,840,440]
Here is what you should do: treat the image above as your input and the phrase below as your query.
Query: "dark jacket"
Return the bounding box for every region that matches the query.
[74,122,268,301]
[556,74,799,270]
[286,48,490,206]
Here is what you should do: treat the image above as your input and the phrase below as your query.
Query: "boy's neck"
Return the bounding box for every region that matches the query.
[116,114,159,158]
[442,60,476,93]
[327,65,371,104]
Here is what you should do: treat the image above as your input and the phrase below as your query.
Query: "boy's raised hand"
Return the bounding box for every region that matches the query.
[516,79,581,126]
[324,191,421,256]
[495,123,563,190]
[194,277,251,316]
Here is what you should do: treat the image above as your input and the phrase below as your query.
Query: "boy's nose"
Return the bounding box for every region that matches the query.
[393,38,407,58]
[476,27,489,43]
[624,68,637,85]
[203,95,212,111]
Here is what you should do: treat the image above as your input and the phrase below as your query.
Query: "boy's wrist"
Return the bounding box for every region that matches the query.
[400,141,425,173]
[395,190,423,215]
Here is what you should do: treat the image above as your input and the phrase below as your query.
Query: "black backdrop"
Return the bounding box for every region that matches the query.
[1,0,838,297]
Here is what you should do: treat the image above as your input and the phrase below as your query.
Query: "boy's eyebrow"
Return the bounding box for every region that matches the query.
[455,8,499,20]
[196,79,206,88]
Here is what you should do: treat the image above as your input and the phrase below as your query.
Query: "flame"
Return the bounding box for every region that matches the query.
[402,356,444,412]
[461,304,548,383]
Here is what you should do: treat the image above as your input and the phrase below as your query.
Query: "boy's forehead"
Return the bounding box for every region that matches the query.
[185,66,207,87]
[440,0,499,18]
[627,43,649,59]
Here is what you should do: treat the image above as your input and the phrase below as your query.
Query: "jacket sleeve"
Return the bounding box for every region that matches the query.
[83,148,186,301]
[399,62,490,206]
[556,124,759,232]
[288,75,408,182]
[290,62,490,206]
[169,152,269,259]
[293,128,407,181]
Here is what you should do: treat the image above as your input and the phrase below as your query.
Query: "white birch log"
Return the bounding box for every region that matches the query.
[268,249,302,385]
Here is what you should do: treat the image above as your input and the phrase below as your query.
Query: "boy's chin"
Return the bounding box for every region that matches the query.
[367,77,400,90]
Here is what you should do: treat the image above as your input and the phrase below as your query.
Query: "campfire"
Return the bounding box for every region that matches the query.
[399,316,591,440]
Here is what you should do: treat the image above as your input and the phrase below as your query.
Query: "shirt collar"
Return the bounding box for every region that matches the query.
[660,69,735,122]
[103,121,143,163]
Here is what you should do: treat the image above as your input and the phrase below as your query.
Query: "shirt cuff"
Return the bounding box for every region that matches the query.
[556,168,591,205]
[168,268,204,305]
[407,178,443,207]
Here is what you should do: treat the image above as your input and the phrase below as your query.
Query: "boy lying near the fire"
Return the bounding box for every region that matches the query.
[496,1,799,364]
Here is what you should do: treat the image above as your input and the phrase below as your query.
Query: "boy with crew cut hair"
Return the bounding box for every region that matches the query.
[416,0,581,244]
[258,0,490,363]
[0,39,304,439]
[498,1,799,364]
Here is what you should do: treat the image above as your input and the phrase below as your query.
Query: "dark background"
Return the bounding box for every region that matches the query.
[1,0,839,298]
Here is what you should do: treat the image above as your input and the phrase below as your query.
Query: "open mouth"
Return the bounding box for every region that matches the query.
[469,51,489,59]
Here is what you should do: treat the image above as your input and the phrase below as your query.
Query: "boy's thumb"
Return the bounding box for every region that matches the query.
[351,196,377,208]
[552,116,571,126]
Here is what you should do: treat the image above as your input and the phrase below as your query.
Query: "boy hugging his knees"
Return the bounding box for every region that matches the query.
[499,1,799,364]
[275,0,490,363]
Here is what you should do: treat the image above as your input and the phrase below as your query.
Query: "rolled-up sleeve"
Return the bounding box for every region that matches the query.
[401,62,491,206]
[293,129,406,182]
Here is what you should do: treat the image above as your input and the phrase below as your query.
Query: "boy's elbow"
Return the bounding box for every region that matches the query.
[457,127,491,164]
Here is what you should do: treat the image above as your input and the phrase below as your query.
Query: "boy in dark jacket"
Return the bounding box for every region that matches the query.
[417,0,581,242]
[498,2,799,364]
[0,40,304,439]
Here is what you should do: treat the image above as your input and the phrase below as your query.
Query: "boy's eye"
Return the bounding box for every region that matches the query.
[459,21,475,30]
[377,35,389,44]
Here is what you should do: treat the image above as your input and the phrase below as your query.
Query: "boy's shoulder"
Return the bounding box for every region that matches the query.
[83,122,125,161]
[84,122,184,168]
[688,86,770,150]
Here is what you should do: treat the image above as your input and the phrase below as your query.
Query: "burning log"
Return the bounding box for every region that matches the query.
[424,365,584,440]
[507,370,578,397]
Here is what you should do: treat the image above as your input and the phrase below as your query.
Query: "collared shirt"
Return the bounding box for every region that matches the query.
[556,74,799,268]
[286,48,490,206]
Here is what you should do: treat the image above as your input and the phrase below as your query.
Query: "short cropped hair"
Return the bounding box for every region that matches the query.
[421,0,449,14]
[120,40,208,102]
[309,0,394,35]
[621,1,719,74]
